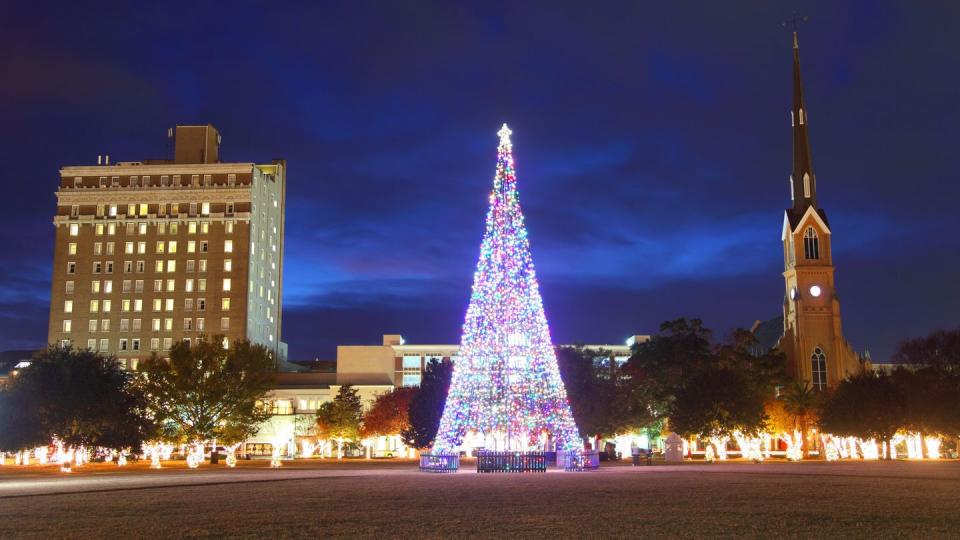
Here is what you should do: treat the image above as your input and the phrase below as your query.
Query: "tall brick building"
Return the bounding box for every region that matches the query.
[47,125,286,367]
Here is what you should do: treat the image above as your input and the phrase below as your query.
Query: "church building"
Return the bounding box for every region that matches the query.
[777,32,866,389]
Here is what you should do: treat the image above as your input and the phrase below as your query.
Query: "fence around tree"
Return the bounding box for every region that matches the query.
[558,450,600,471]
[476,451,547,473]
[419,453,460,473]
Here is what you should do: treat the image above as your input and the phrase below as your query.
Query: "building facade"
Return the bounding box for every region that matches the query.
[247,334,648,457]
[47,125,286,367]
[778,34,864,389]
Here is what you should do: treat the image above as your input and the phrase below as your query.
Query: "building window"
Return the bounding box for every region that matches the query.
[201,202,210,215]
[198,298,206,311]
[62,320,72,333]
[271,400,293,415]
[152,318,161,331]
[196,318,205,332]
[99,339,109,352]
[401,355,422,387]
[803,227,820,260]
[222,278,231,292]
[132,318,142,331]
[198,279,207,292]
[150,338,160,351]
[224,259,232,272]
[67,262,76,274]
[201,222,209,234]
[224,240,233,253]
[200,241,209,253]
[220,317,230,331]
[63,300,73,313]
[811,347,827,391]
[65,281,74,294]
[69,223,79,236]
[184,318,194,331]
[221,298,230,311]
[185,298,194,311]
[132,339,140,351]
[199,260,207,272]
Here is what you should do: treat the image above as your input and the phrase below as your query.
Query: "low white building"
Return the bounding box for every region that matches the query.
[244,334,648,458]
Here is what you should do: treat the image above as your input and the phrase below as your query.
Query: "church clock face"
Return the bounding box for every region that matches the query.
[809,285,822,297]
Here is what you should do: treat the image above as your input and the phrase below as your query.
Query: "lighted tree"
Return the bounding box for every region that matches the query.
[361,387,416,438]
[139,336,276,463]
[433,124,580,453]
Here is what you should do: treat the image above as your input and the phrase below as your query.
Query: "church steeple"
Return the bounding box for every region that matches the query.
[790,31,817,211]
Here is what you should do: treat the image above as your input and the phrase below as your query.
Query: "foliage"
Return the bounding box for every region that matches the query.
[623,320,782,440]
[892,327,960,372]
[820,372,906,452]
[139,336,276,457]
[402,358,452,449]
[557,346,657,440]
[315,385,363,441]
[891,367,960,436]
[0,346,156,452]
[669,366,767,439]
[360,387,416,438]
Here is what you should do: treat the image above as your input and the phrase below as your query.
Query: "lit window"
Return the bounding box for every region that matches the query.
[167,279,175,292]
[187,241,196,253]
[69,223,79,236]
[152,319,161,331]
[156,241,165,254]
[225,221,234,233]
[107,223,116,235]
[103,300,111,312]
[90,300,100,313]
[138,242,146,254]
[152,299,161,312]
[63,300,73,313]
[224,259,232,272]
[168,241,177,254]
[198,279,207,292]
[109,205,117,217]
[65,281,74,294]
[104,280,113,293]
[68,243,77,255]
[201,202,210,215]
[811,347,827,391]
[134,299,143,312]
[99,339,109,352]
[151,338,159,351]
[222,278,231,292]
[201,222,209,234]
[89,320,98,332]
[196,318,205,331]
[166,260,176,272]
[132,318,141,331]
[63,320,72,333]
[165,299,174,311]
[199,260,207,272]
[221,298,230,311]
[188,221,197,234]
[224,240,233,253]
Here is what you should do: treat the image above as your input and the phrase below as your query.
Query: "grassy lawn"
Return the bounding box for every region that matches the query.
[0,460,958,538]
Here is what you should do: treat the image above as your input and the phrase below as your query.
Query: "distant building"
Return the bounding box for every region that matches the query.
[245,333,648,458]
[776,34,867,389]
[47,125,287,367]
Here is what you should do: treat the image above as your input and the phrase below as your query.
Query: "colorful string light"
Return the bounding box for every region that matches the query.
[433,124,580,453]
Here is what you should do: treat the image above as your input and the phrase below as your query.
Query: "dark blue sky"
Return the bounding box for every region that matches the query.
[2,1,958,361]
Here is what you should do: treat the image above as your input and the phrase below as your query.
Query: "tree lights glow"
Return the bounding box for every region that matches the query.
[432,124,580,453]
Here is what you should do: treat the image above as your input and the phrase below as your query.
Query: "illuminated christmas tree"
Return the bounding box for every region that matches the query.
[433,124,581,453]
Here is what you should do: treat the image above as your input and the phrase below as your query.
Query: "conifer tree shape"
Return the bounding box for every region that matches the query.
[433,124,580,453]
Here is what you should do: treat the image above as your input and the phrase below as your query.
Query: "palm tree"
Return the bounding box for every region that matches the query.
[782,381,820,458]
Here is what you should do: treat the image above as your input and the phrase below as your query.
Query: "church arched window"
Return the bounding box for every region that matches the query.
[799,108,805,125]
[803,226,819,260]
[811,347,827,390]
[803,173,811,198]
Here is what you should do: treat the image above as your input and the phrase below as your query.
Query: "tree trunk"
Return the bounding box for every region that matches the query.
[210,439,219,464]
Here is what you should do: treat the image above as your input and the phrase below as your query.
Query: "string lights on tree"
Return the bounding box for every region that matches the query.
[433,124,580,454]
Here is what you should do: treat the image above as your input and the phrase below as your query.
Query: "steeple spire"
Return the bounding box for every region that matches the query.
[790,31,817,210]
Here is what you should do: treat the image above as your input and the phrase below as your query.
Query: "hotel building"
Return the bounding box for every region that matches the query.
[47,125,287,367]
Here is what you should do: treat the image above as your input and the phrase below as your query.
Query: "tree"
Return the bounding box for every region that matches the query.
[622,318,713,406]
[316,385,363,445]
[669,366,767,439]
[0,346,156,453]
[432,125,580,453]
[780,381,821,457]
[891,367,960,437]
[820,372,906,458]
[139,336,276,463]
[892,328,960,372]
[360,387,416,439]
[557,346,657,443]
[402,358,452,449]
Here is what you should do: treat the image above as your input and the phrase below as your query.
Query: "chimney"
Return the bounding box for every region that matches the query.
[105,155,110,165]
[97,155,102,165]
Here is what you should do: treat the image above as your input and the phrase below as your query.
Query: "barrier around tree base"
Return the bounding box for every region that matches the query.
[419,453,460,473]
[558,450,600,471]
[477,451,547,473]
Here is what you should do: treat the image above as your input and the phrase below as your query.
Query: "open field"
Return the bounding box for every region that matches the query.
[1,459,958,538]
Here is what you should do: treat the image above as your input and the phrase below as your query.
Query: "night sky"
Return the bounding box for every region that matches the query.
[2,2,958,362]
